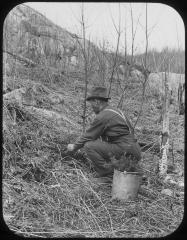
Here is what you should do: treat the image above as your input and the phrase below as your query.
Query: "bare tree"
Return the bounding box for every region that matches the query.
[116,6,130,110]
[159,70,170,176]
[94,39,108,86]
[130,3,134,64]
[124,8,127,65]
[133,3,149,129]
[176,22,185,114]
[117,3,145,113]
[69,5,97,131]
[80,3,89,132]
[129,3,142,65]
[144,3,148,68]
[108,3,122,97]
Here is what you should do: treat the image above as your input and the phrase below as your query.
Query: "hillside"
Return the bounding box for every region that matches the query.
[3,4,184,238]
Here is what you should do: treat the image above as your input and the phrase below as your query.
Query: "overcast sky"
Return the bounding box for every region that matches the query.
[24,2,184,54]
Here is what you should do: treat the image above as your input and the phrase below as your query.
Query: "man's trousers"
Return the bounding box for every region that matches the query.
[84,139,141,177]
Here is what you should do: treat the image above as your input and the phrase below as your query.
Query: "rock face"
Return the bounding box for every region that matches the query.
[147,72,185,102]
[4,4,97,73]
[3,3,104,86]
[4,4,78,67]
[144,72,185,115]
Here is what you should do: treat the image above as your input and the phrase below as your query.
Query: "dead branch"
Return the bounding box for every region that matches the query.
[117,85,128,109]
[108,3,122,97]
[79,3,89,132]
[4,50,37,67]
[133,4,149,129]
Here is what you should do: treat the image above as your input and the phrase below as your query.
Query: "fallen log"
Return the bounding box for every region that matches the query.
[4,50,37,67]
[3,86,78,130]
[25,106,78,128]
[3,82,64,106]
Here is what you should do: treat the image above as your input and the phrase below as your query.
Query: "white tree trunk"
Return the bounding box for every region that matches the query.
[159,72,170,176]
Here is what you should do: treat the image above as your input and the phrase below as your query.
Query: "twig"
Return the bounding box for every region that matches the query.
[108,3,122,97]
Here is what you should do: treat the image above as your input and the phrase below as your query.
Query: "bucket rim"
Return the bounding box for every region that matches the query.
[123,171,143,176]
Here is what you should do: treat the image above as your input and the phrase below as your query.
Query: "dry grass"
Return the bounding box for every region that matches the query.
[3,103,184,238]
[3,5,184,237]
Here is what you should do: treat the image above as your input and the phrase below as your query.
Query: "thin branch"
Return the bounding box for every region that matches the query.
[80,3,89,133]
[133,3,149,129]
[108,3,122,97]
[144,3,148,68]
[117,85,128,109]
[130,3,134,63]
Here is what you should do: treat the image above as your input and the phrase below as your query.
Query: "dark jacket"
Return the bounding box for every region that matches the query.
[74,105,138,152]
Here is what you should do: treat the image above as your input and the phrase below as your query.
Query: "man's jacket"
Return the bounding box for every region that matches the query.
[74,105,138,152]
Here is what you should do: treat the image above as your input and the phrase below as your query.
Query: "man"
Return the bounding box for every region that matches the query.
[67,86,141,178]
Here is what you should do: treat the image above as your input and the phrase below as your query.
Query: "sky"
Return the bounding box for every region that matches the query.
[23,2,185,54]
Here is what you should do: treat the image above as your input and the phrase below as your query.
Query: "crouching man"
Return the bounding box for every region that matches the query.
[67,86,141,178]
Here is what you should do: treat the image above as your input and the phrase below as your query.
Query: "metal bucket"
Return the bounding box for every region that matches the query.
[112,169,142,201]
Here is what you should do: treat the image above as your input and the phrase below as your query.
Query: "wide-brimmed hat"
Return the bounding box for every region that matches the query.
[86,86,111,101]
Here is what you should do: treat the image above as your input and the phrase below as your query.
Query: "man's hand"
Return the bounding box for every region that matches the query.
[67,144,76,152]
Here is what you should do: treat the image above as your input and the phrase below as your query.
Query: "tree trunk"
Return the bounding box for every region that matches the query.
[81,4,88,133]
[159,72,170,176]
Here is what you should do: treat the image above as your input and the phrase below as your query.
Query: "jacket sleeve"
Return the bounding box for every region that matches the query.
[73,115,106,151]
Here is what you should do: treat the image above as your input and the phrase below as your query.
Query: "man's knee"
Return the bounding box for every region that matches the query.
[84,140,100,152]
[84,140,111,162]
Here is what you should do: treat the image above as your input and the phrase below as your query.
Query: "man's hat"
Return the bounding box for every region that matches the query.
[86,86,111,101]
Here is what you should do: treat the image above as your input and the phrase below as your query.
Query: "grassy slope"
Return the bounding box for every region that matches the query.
[3,65,184,238]
[3,5,184,238]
